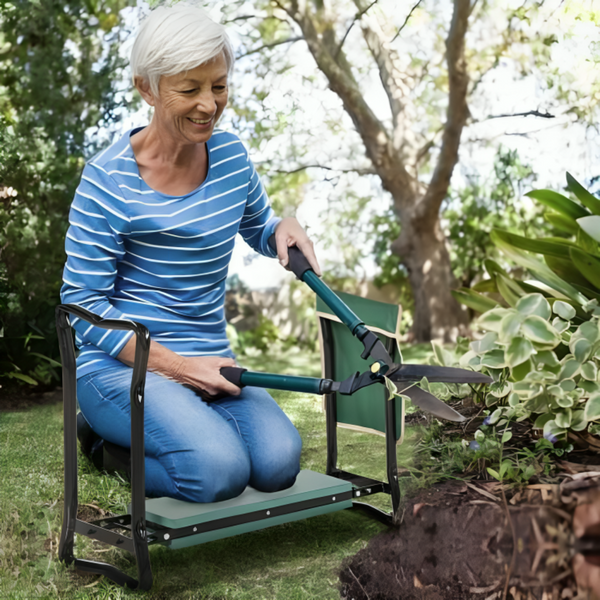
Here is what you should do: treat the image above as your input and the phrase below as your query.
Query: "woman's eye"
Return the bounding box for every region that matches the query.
[181,89,198,94]
[213,86,227,92]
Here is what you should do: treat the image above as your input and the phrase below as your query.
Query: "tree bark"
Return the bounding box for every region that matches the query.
[277,0,473,342]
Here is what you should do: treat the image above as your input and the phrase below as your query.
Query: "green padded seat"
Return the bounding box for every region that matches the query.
[143,470,353,549]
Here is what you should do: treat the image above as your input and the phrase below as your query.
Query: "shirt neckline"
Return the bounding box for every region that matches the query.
[126,126,214,199]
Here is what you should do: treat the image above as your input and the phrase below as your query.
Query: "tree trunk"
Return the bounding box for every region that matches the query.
[393,208,470,343]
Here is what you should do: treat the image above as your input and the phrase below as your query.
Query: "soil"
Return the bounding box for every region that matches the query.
[339,480,580,600]
[340,399,600,600]
[0,382,62,411]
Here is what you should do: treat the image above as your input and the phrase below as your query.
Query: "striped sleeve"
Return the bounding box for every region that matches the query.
[238,152,279,258]
[60,163,134,357]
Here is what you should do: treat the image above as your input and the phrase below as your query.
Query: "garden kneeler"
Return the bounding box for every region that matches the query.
[56,240,491,591]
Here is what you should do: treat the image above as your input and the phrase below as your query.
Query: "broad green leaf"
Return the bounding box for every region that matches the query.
[491,230,588,305]
[579,380,600,395]
[553,301,576,321]
[516,293,551,319]
[477,308,510,333]
[506,337,534,367]
[511,358,532,381]
[560,358,581,379]
[578,321,600,343]
[432,342,453,367]
[545,254,593,288]
[559,379,576,392]
[9,372,38,385]
[581,362,598,381]
[543,419,567,440]
[535,350,560,367]
[488,408,503,424]
[487,467,501,481]
[508,392,520,407]
[522,315,560,345]
[571,337,592,363]
[499,311,523,342]
[513,381,543,399]
[459,350,480,369]
[567,172,600,216]
[488,380,512,398]
[501,431,513,444]
[497,274,524,307]
[571,410,588,432]
[483,259,508,277]
[556,396,574,408]
[534,413,554,429]
[551,317,569,334]
[492,231,572,260]
[472,279,498,294]
[526,188,589,219]
[480,349,506,369]
[555,409,572,428]
[470,331,498,354]
[451,289,498,313]
[547,385,565,399]
[584,393,600,422]
[571,248,600,290]
[577,215,600,244]
[545,211,579,235]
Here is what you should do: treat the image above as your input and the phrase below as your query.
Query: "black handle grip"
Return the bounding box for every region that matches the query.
[220,366,247,388]
[267,233,313,281]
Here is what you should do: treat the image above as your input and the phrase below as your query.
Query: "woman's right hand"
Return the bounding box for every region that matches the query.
[171,355,241,397]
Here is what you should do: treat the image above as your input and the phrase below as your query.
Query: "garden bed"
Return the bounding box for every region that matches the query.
[340,400,600,600]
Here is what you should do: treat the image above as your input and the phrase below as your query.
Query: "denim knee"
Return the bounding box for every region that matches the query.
[249,427,302,493]
[172,447,252,503]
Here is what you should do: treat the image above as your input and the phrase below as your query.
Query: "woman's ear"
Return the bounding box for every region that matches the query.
[134,76,155,107]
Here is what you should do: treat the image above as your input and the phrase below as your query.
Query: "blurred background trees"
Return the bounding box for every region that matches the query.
[1,0,599,391]
[0,0,134,389]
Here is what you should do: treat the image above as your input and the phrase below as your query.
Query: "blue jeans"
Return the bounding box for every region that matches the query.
[77,365,302,503]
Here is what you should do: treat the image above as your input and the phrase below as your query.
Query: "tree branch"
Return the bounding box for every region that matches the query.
[261,164,376,176]
[353,0,405,127]
[390,0,425,43]
[485,109,555,120]
[419,0,471,223]
[236,36,303,59]
[335,0,378,59]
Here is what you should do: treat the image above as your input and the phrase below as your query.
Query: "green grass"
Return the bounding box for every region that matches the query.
[0,349,424,599]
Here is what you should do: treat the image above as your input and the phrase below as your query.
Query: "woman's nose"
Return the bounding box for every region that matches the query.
[195,92,217,114]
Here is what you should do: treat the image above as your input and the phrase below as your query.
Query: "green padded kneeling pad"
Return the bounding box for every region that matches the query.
[141,470,352,549]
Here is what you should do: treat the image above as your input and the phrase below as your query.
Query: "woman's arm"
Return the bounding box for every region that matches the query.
[117,336,240,397]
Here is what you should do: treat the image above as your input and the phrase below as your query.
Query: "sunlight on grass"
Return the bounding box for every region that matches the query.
[0,346,429,599]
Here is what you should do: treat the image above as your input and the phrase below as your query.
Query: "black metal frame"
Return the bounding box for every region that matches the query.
[56,304,153,590]
[55,303,401,591]
[320,317,402,526]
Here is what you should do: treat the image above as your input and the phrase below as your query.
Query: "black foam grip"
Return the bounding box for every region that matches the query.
[267,234,313,280]
[220,366,247,388]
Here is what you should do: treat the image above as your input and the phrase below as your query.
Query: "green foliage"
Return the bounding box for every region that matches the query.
[444,147,547,288]
[451,173,600,440]
[0,0,134,388]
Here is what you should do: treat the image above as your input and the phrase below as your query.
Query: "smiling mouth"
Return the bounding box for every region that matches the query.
[188,117,212,124]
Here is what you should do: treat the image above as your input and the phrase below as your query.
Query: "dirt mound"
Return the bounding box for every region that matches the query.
[340,481,575,600]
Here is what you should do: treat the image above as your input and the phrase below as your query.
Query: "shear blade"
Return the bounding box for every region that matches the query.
[389,363,492,384]
[398,385,466,422]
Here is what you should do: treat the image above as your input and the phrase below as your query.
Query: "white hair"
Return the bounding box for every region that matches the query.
[130,1,235,96]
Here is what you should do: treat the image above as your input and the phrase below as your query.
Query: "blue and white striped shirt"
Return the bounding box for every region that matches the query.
[61,127,280,378]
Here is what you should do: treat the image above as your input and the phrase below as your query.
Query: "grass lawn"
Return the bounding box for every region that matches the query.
[0,346,430,599]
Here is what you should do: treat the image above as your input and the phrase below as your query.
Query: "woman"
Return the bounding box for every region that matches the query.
[61,2,321,503]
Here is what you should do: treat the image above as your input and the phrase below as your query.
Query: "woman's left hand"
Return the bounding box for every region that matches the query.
[274,217,322,277]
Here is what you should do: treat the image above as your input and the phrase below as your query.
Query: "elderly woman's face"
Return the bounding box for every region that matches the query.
[151,52,229,145]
